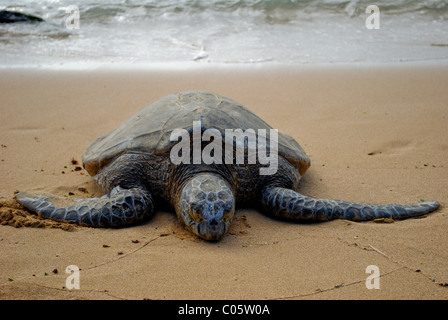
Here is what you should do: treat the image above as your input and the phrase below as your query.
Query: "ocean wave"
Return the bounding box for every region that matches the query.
[1,0,448,23]
[0,0,447,66]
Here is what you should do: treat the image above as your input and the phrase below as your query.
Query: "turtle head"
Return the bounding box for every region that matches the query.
[177,174,235,241]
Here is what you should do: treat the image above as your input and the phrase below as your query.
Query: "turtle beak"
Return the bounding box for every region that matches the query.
[187,200,234,241]
[196,219,228,241]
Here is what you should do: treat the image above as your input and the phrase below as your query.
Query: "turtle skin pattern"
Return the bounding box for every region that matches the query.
[262,187,439,222]
[17,186,153,227]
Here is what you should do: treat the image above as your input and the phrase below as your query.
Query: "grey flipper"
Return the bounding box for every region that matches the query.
[262,187,439,222]
[15,186,154,227]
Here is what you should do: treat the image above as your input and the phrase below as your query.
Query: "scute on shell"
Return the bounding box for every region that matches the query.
[82,91,310,176]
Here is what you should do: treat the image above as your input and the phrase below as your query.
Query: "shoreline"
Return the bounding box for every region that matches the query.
[1,58,448,72]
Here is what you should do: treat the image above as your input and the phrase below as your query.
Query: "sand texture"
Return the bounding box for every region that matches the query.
[0,64,447,300]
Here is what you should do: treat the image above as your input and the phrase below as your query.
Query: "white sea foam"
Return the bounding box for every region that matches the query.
[0,0,447,68]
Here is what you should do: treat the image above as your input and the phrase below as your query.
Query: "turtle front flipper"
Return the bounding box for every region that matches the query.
[261,186,439,222]
[15,186,154,227]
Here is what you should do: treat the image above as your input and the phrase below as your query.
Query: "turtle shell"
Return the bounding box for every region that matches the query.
[83,91,310,176]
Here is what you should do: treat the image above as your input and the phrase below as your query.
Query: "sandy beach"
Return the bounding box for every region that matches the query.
[0,63,447,300]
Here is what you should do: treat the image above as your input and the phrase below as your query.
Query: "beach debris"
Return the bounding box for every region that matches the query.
[159,232,170,237]
[74,166,82,171]
[131,239,140,244]
[71,158,79,165]
[1,144,6,148]
[77,187,88,194]
[102,244,110,248]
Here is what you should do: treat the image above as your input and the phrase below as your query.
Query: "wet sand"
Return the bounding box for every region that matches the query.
[0,63,447,299]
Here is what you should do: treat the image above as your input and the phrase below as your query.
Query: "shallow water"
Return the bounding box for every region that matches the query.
[1,0,447,68]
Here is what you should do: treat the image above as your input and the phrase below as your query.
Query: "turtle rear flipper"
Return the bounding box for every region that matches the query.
[15,186,154,227]
[262,186,439,222]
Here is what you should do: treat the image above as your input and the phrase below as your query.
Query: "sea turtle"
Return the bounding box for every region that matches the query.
[16,91,439,240]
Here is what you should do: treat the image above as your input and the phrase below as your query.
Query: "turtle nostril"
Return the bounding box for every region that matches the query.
[209,219,218,226]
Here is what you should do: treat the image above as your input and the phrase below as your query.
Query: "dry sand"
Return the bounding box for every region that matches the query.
[0,63,447,300]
